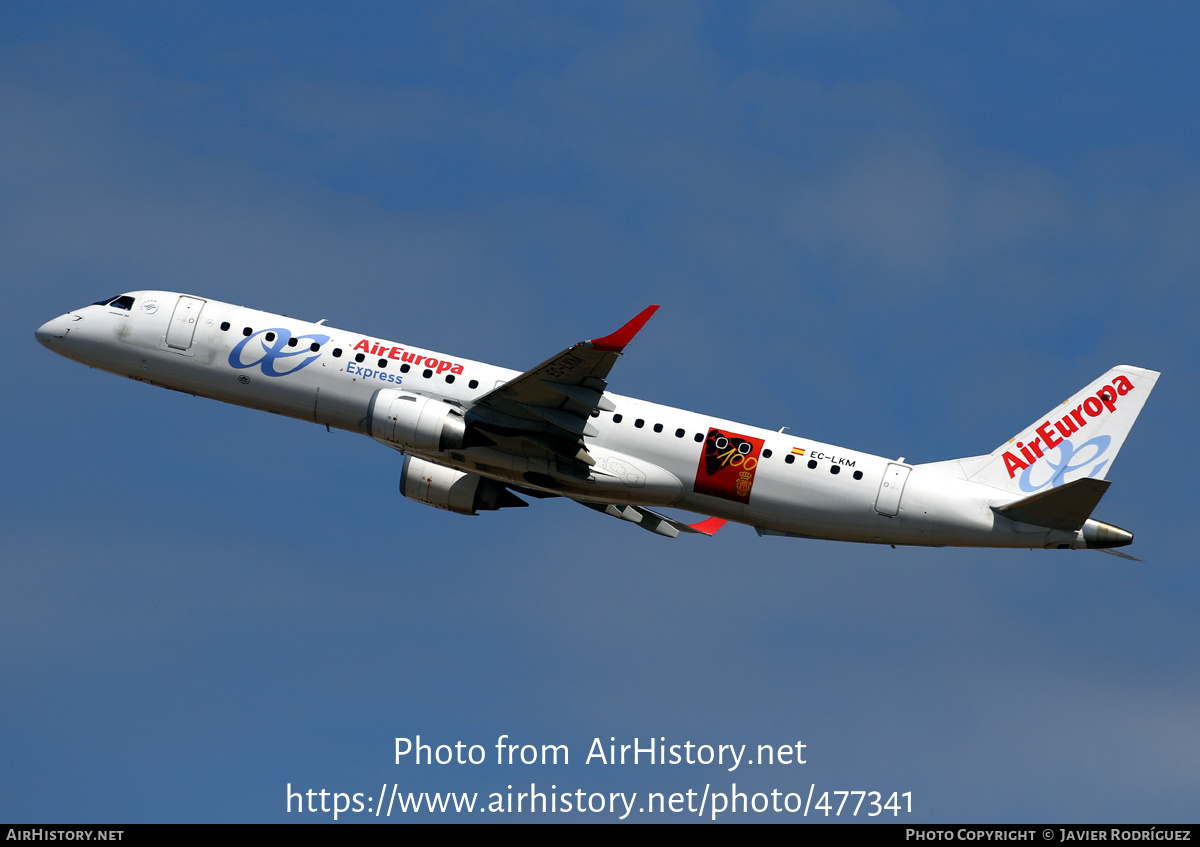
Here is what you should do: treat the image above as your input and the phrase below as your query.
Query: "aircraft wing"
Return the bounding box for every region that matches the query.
[575,501,726,538]
[466,306,658,476]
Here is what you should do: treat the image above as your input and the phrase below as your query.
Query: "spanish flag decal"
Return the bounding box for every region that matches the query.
[791,447,805,456]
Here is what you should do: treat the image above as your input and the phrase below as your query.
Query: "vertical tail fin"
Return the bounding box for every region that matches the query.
[968,365,1160,494]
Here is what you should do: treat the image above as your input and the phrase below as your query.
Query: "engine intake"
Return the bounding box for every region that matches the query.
[368,389,466,454]
[400,456,527,515]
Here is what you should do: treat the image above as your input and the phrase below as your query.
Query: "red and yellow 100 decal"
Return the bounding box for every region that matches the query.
[693,428,765,504]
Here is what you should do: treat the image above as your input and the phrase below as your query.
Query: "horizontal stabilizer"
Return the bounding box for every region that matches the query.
[993,477,1110,531]
[1096,547,1142,562]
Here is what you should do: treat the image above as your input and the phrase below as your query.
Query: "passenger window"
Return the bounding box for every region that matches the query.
[243,327,253,337]
[378,359,388,367]
[333,348,342,358]
[613,414,623,423]
[220,322,230,331]
[694,433,703,442]
[830,465,840,475]
[807,460,818,469]
[355,353,365,363]
[675,428,685,438]
[265,332,276,342]
[310,342,320,352]
[635,419,645,428]
[653,423,663,433]
[853,471,863,480]
[785,454,795,465]
[469,379,479,389]
[423,369,433,378]
[401,364,411,373]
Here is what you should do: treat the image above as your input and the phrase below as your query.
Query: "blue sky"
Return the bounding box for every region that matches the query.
[4,1,1198,822]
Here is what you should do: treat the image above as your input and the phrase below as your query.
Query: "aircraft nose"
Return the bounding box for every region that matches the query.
[35,314,74,347]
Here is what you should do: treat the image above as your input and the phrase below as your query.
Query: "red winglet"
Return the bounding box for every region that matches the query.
[688,517,727,536]
[590,305,659,353]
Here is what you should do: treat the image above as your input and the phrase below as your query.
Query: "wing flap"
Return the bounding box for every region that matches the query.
[518,404,600,438]
[544,381,616,412]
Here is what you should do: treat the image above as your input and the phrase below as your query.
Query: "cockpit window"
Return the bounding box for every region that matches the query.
[92,295,135,311]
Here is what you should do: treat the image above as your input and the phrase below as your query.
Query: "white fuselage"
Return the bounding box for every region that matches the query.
[35,291,1091,549]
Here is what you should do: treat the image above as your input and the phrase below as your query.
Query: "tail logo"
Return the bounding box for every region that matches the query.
[1017,435,1111,493]
[1003,374,1134,488]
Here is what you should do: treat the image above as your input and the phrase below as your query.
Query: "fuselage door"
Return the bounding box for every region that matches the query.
[874,463,911,517]
[166,296,206,350]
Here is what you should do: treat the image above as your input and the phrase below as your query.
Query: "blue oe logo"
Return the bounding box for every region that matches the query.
[229,328,331,377]
[1018,435,1112,493]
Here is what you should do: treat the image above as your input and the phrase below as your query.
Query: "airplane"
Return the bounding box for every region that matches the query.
[36,291,1159,554]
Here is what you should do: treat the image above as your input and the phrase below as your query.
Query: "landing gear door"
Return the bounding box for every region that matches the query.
[166,296,206,350]
[874,463,911,517]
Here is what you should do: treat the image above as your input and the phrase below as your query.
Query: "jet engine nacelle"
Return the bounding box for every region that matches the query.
[368,389,466,454]
[399,456,527,515]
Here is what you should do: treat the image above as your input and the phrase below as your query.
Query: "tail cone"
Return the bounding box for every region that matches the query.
[1082,519,1134,548]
